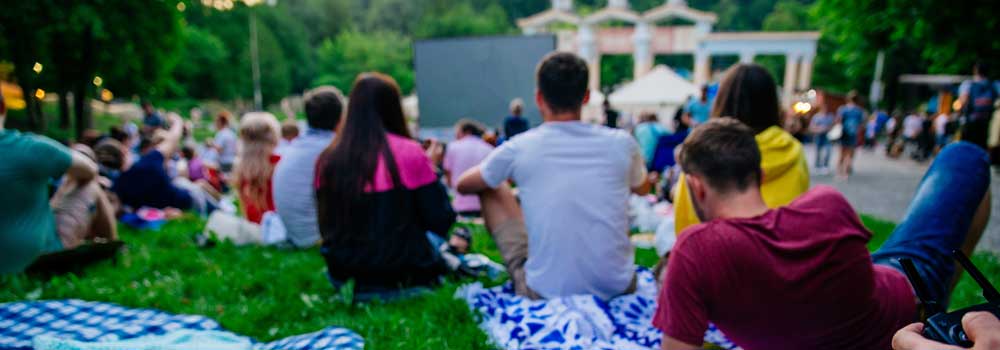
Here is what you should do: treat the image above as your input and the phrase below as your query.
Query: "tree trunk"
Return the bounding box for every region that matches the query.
[58,89,70,129]
[73,25,96,140]
[33,92,45,131]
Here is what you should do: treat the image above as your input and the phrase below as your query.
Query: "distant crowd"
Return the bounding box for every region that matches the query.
[2,53,999,350]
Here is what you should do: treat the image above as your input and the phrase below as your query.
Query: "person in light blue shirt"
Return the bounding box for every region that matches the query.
[633,112,667,170]
[685,86,711,125]
[272,86,343,248]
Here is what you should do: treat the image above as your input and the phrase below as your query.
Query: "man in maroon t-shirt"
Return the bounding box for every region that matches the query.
[654,119,991,350]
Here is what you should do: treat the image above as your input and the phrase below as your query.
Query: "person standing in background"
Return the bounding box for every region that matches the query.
[933,111,952,153]
[835,91,865,180]
[604,100,620,129]
[633,112,667,170]
[958,61,999,150]
[443,119,494,217]
[213,112,238,173]
[809,105,835,175]
[502,98,529,141]
[685,86,711,126]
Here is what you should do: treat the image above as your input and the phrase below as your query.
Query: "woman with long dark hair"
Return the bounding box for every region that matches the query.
[315,73,458,298]
[672,63,810,235]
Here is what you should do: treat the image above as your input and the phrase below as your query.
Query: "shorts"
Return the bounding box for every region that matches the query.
[490,219,637,299]
[840,132,858,148]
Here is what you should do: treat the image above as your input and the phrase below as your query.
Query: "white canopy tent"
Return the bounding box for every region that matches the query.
[608,65,698,127]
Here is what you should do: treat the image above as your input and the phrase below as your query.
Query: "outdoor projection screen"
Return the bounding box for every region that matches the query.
[414,35,556,129]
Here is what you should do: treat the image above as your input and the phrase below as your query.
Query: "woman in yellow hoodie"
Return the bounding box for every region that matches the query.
[674,63,810,235]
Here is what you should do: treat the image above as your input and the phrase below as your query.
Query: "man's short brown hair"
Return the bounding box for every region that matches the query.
[536,52,589,114]
[679,118,762,193]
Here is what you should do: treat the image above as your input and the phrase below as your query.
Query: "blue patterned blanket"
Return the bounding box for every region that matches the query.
[456,268,740,350]
[0,299,363,350]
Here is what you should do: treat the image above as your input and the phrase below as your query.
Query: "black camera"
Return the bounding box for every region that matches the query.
[899,250,1000,347]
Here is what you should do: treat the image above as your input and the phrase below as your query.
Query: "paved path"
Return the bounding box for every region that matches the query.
[806,146,1000,254]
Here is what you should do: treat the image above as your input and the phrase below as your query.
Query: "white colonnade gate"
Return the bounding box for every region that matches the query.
[518,0,819,106]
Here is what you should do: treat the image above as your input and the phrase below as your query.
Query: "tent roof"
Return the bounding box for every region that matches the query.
[609,65,698,107]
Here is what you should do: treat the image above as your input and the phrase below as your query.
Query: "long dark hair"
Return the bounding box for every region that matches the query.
[316,73,411,242]
[711,63,781,134]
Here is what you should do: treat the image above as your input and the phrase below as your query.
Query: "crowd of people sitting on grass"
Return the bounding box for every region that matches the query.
[3,52,1000,349]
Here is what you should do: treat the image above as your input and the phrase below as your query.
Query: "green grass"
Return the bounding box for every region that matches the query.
[1,215,998,349]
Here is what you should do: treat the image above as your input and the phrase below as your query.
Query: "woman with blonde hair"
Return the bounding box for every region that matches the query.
[233,112,281,224]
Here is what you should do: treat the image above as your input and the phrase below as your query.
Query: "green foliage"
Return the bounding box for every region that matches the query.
[314,31,415,94]
[601,55,634,90]
[171,26,231,99]
[415,3,512,39]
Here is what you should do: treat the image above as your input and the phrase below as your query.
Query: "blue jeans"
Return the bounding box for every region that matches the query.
[872,142,990,308]
[815,134,832,168]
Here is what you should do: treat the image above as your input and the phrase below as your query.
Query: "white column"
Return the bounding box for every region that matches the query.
[739,50,755,64]
[797,53,814,90]
[579,25,600,91]
[693,49,710,87]
[633,21,653,79]
[553,0,572,11]
[782,52,801,107]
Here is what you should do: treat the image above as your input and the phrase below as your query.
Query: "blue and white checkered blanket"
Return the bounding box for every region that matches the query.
[0,299,363,350]
[456,268,740,350]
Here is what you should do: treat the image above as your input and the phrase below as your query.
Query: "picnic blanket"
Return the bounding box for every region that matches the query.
[0,299,363,350]
[456,268,740,350]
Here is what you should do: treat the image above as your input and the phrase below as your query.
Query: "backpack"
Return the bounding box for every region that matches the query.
[965,80,998,121]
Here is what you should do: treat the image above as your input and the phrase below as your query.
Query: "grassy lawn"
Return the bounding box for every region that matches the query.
[1,215,999,349]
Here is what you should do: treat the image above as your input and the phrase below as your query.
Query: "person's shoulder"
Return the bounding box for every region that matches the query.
[674,221,734,255]
[791,185,852,211]
[591,123,634,140]
[386,133,425,157]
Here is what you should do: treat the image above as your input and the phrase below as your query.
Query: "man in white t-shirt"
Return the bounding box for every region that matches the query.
[457,52,653,300]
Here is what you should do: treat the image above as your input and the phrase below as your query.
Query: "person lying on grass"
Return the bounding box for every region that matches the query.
[0,91,117,274]
[654,118,991,350]
[314,73,470,300]
[272,86,343,248]
[457,52,657,300]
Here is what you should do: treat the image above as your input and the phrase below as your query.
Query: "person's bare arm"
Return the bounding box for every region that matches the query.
[629,144,652,195]
[456,166,490,194]
[65,151,99,183]
[632,172,658,195]
[156,113,184,157]
[661,334,703,350]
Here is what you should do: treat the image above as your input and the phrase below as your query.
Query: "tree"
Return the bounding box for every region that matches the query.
[313,30,415,94]
[0,1,183,137]
[171,26,231,99]
[415,3,512,39]
[812,0,932,108]
[0,2,50,130]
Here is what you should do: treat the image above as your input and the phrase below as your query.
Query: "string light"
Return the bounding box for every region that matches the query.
[792,101,812,114]
[33,62,43,74]
[93,76,103,86]
[34,89,46,100]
